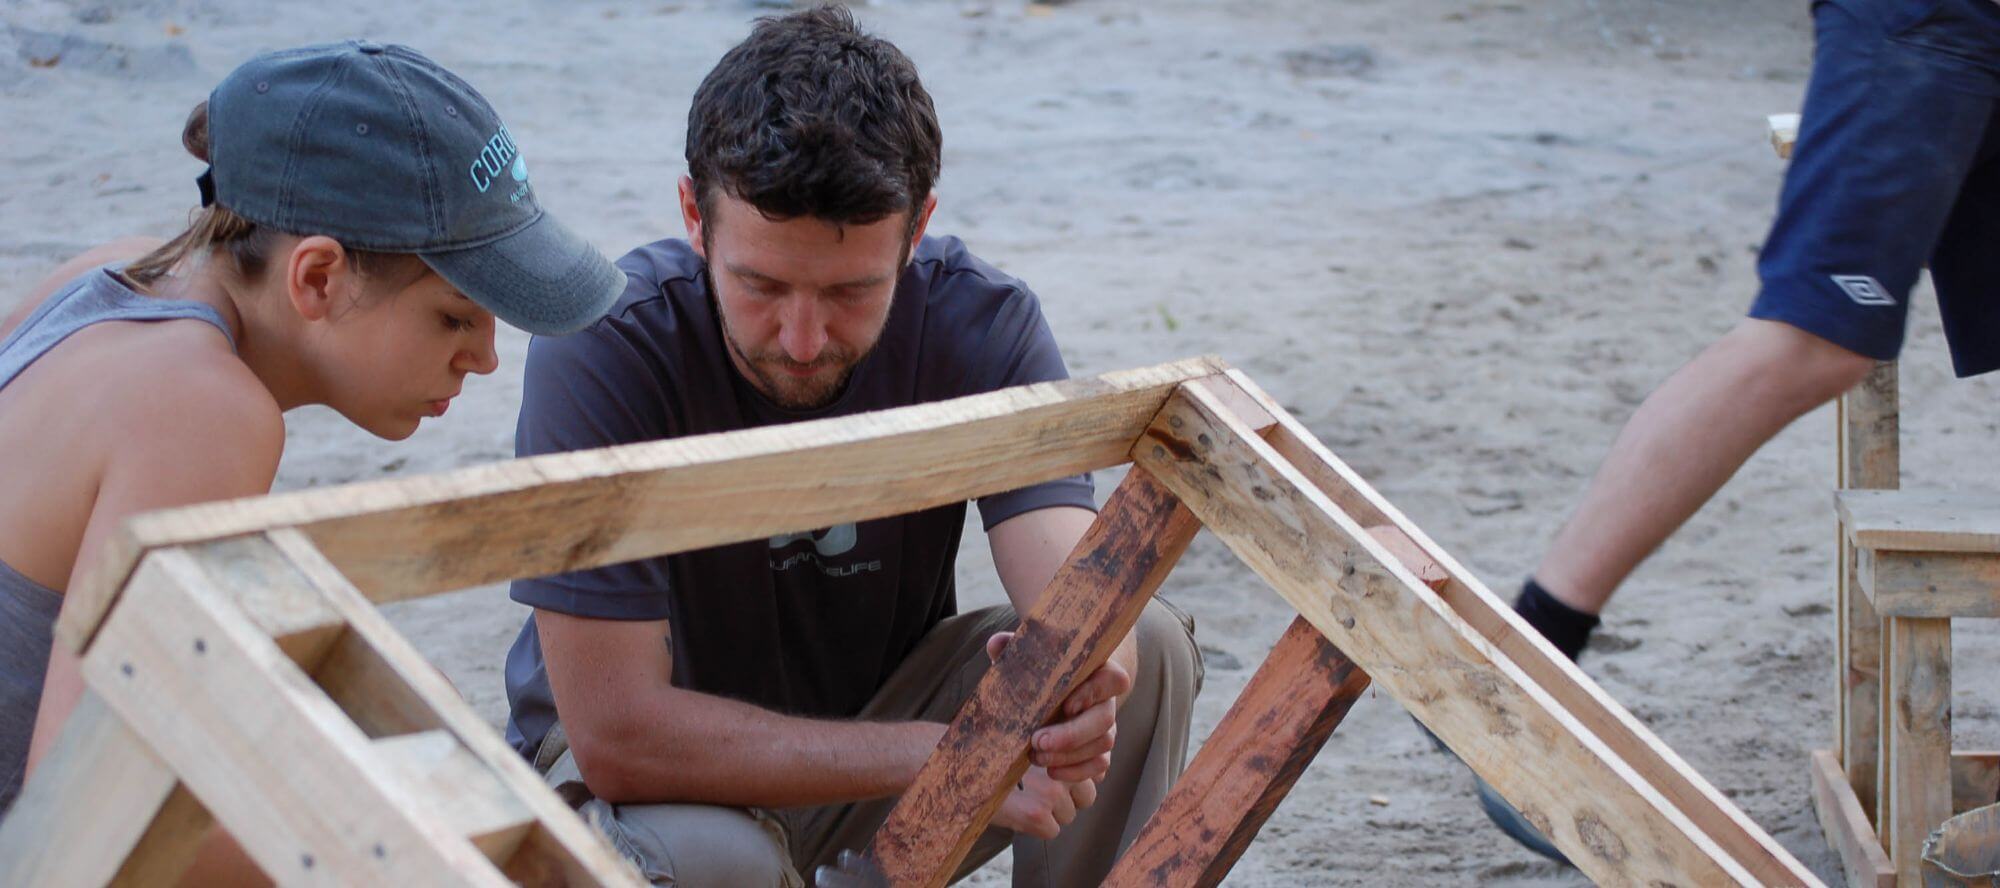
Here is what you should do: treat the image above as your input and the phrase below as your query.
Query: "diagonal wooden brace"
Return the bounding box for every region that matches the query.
[861,466,1201,886]
[1133,382,1788,887]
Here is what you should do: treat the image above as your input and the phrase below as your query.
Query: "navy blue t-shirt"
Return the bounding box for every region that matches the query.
[503,235,1096,758]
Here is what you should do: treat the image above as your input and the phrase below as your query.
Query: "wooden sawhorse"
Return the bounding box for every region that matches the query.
[0,359,1818,886]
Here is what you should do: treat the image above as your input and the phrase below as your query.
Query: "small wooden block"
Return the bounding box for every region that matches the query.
[1860,548,2000,618]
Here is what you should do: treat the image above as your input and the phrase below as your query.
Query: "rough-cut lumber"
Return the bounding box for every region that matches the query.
[1838,362,1897,814]
[0,692,184,887]
[863,467,1201,887]
[268,529,637,885]
[84,549,505,885]
[59,357,1227,654]
[1956,752,2000,814]
[1770,113,1800,159]
[1135,382,1768,887]
[370,731,536,862]
[1883,617,1952,883]
[1212,370,1821,886]
[1102,524,1434,888]
[1809,748,1895,888]
[1856,547,2000,618]
[1840,489,2000,555]
[1102,616,1367,888]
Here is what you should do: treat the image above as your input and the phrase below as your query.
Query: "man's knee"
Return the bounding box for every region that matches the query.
[1132,599,1202,703]
[583,799,800,887]
[1729,318,1879,402]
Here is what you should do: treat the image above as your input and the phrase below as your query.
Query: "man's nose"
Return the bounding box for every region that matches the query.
[778,298,827,364]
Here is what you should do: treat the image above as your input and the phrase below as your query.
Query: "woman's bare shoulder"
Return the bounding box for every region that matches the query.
[3,238,167,339]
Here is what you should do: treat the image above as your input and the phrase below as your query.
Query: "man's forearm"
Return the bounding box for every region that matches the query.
[571,686,946,807]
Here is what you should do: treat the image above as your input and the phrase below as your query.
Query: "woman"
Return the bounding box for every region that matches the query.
[0,40,623,848]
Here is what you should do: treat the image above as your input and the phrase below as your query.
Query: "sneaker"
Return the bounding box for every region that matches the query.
[1415,718,1572,867]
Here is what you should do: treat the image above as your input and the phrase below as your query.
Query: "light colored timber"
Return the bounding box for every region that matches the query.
[864,467,1202,886]
[83,550,506,886]
[1133,383,1768,886]
[267,529,639,885]
[1840,489,2000,555]
[1837,362,1896,817]
[1882,617,1952,884]
[1213,369,1820,885]
[0,692,184,887]
[1770,113,1800,159]
[58,357,1227,654]
[1856,546,2000,618]
[1808,748,1895,888]
[369,731,536,862]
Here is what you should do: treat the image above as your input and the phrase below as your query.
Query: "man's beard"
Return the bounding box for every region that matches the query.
[720,319,866,410]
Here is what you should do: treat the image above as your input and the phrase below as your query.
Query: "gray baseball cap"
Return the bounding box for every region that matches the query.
[205,41,621,335]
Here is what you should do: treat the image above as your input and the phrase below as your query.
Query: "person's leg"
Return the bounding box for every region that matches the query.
[1532,318,1874,618]
[785,600,1200,887]
[543,746,801,887]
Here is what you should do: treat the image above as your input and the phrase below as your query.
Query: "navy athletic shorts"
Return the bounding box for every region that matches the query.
[1750,0,2000,377]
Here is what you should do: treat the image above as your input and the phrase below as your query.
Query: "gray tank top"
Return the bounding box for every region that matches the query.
[0,266,233,817]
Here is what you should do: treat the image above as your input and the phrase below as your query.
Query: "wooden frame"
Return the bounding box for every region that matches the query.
[0,358,1818,886]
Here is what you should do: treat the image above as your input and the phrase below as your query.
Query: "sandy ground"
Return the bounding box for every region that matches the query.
[8,0,2000,883]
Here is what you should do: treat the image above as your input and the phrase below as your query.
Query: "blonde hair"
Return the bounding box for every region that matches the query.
[124,101,418,289]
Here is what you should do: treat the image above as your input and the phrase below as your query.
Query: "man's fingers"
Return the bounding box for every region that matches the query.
[1062,660,1132,716]
[985,631,1013,664]
[1034,697,1117,755]
[1048,752,1111,784]
[1033,725,1115,769]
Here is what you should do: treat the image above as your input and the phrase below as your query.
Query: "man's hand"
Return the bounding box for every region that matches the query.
[985,631,1132,783]
[990,766,1098,839]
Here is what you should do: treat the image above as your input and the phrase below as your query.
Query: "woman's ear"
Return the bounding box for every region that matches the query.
[285,235,352,322]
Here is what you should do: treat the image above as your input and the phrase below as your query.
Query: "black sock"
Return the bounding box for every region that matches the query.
[1515,578,1599,661]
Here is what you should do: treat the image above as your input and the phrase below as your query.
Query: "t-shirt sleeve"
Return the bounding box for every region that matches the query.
[508,322,678,621]
[971,286,1099,530]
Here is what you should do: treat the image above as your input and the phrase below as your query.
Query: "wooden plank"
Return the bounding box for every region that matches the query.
[83,549,508,887]
[1103,616,1368,888]
[1213,370,1822,886]
[1135,383,1764,887]
[1838,362,1896,814]
[1954,752,2000,814]
[266,530,641,886]
[1808,748,1895,888]
[1840,489,2000,555]
[0,692,183,887]
[1103,526,1427,888]
[59,357,1227,654]
[109,784,213,887]
[1770,113,1800,159]
[1861,549,2000,618]
[370,731,536,863]
[1883,617,1952,884]
[863,467,1202,887]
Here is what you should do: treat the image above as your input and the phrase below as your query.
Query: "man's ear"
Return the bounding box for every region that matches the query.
[679,176,707,260]
[285,236,351,322]
[907,192,939,256]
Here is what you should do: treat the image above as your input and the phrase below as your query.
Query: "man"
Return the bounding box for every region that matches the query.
[1463,0,2000,864]
[501,7,1200,885]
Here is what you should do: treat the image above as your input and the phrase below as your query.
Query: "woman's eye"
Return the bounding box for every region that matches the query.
[442,314,475,332]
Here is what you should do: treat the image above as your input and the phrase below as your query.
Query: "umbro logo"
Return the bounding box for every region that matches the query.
[1831,274,1895,307]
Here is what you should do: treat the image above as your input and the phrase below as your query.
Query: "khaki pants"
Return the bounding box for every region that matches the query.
[539,600,1202,887]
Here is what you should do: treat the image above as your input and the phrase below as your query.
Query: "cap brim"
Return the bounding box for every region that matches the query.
[422,212,623,336]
